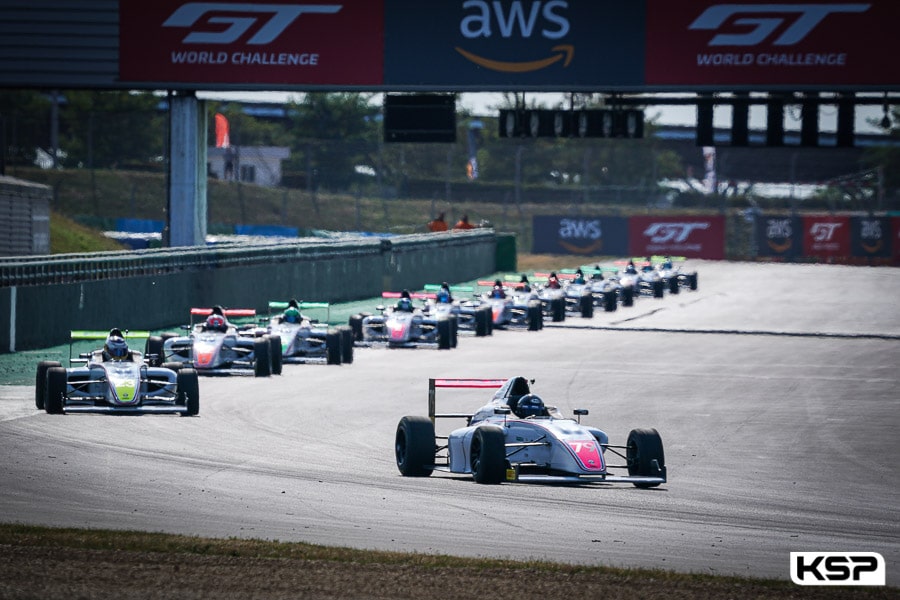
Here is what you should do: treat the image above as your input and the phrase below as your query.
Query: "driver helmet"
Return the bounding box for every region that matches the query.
[104,334,129,360]
[206,314,227,331]
[514,394,546,418]
[283,307,302,323]
[436,282,452,303]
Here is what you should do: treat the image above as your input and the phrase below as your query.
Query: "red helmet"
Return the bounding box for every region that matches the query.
[206,314,226,330]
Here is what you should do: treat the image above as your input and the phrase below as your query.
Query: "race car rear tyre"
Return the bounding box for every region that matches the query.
[349,314,365,342]
[177,368,200,416]
[145,336,165,367]
[338,326,354,364]
[689,273,698,291]
[580,293,594,318]
[626,428,666,488]
[437,318,452,350]
[471,426,506,484]
[268,335,283,375]
[395,416,434,477]
[551,298,565,322]
[35,360,61,410]
[45,367,67,414]
[325,330,341,365]
[253,338,272,377]
[621,286,634,307]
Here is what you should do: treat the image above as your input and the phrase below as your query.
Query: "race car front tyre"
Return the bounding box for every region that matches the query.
[474,307,489,337]
[45,367,67,414]
[526,301,542,331]
[551,298,565,322]
[604,290,617,312]
[471,426,506,484]
[668,277,680,294]
[395,416,435,477]
[621,286,634,307]
[177,368,200,416]
[268,335,283,375]
[653,280,665,298]
[689,272,698,290]
[580,292,594,318]
[450,316,459,348]
[338,326,354,364]
[626,428,666,488]
[437,318,452,350]
[35,360,61,410]
[253,338,272,377]
[325,330,341,365]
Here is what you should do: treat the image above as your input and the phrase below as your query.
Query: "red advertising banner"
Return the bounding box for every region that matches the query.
[801,215,851,259]
[629,215,725,259]
[645,0,900,86]
[119,1,383,85]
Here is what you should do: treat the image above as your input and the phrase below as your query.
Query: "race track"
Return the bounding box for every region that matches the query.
[1,261,898,584]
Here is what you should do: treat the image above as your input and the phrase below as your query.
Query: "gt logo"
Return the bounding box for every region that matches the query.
[810,222,841,242]
[163,3,342,45]
[790,552,885,586]
[689,4,870,46]
[644,222,709,243]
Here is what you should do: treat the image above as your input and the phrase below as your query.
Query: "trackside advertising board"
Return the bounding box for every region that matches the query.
[119,1,383,85]
[629,215,725,259]
[645,0,900,87]
[802,215,851,260]
[532,216,628,255]
[756,214,803,259]
[383,0,645,88]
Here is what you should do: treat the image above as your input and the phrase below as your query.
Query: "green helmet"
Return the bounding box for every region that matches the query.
[283,307,302,323]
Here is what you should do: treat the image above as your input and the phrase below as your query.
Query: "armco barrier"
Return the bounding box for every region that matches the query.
[0,230,498,352]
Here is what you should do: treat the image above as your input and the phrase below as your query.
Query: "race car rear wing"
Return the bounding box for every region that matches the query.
[267,300,330,323]
[428,377,505,422]
[422,284,475,294]
[189,307,256,327]
[68,329,150,364]
[382,291,435,300]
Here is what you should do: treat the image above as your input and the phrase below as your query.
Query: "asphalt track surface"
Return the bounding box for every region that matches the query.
[1,261,898,585]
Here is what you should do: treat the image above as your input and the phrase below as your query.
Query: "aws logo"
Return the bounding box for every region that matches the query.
[557,219,603,254]
[456,0,574,73]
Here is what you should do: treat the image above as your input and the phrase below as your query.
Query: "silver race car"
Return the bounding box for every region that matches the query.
[349,292,457,349]
[395,377,666,487]
[247,301,352,365]
[149,307,281,376]
[35,329,199,415]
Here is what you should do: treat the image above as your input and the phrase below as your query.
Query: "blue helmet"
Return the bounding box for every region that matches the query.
[514,394,546,418]
[104,335,129,360]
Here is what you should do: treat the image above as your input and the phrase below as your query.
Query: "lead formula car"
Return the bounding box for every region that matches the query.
[35,329,199,416]
[395,377,666,487]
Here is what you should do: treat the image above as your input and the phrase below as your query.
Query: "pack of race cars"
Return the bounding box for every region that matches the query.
[33,255,690,488]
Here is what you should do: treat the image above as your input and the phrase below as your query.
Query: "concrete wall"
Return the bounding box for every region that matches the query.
[1,231,497,352]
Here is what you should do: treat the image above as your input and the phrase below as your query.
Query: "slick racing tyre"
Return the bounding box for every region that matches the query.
[253,338,272,377]
[626,428,666,488]
[653,280,665,298]
[689,272,698,290]
[268,335,283,375]
[177,368,200,416]
[471,426,506,484]
[338,326,354,364]
[395,416,435,477]
[349,314,365,342]
[35,360,61,410]
[325,330,342,365]
[437,318,452,350]
[604,290,617,312]
[527,301,543,331]
[621,285,634,307]
[45,367,67,414]
[668,277,680,294]
[551,298,565,322]
[474,306,489,337]
[580,292,594,318]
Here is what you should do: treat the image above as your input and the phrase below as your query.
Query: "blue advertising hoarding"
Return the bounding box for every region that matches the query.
[384,1,645,89]
[532,215,628,255]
